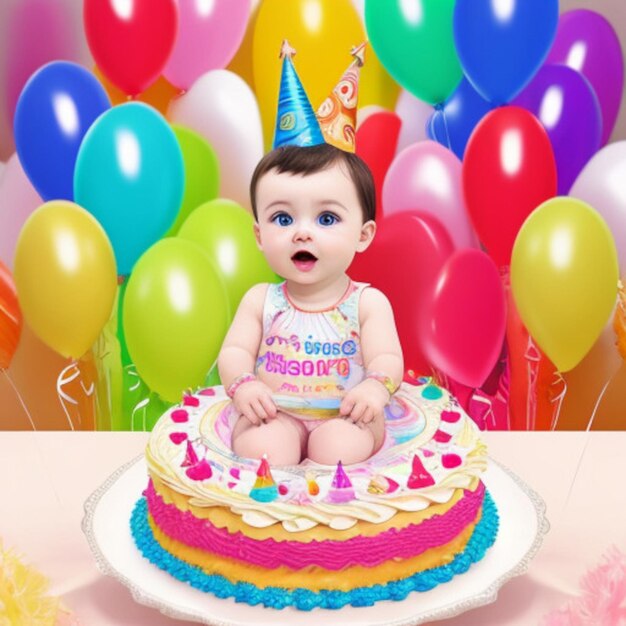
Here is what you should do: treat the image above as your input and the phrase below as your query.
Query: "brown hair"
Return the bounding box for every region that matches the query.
[249,144,376,223]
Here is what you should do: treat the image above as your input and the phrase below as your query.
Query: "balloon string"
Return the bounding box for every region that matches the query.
[1,369,36,431]
[125,364,150,431]
[549,370,567,431]
[435,103,453,151]
[56,361,80,431]
[524,335,542,430]
[131,397,151,432]
[562,363,620,512]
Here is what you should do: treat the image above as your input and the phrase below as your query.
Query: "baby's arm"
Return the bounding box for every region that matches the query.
[218,284,276,424]
[339,288,404,424]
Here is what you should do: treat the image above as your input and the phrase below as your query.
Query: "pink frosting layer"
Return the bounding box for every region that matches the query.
[145,480,485,571]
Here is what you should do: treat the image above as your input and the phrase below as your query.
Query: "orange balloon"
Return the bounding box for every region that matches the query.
[0,322,96,430]
[558,317,621,430]
[0,260,22,370]
[94,67,181,115]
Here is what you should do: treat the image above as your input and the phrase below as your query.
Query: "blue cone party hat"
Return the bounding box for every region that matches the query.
[273,40,325,149]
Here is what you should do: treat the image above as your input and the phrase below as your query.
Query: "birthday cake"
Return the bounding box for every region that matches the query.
[131,379,498,610]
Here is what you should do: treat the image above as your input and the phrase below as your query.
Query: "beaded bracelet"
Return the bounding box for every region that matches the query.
[226,373,257,399]
[365,371,398,396]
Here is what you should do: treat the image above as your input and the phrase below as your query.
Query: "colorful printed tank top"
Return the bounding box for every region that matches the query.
[255,279,370,420]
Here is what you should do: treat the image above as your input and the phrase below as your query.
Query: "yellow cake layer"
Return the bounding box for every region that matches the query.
[150,472,480,543]
[147,509,481,592]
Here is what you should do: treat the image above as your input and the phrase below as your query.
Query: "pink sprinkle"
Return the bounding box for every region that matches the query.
[422,449,434,457]
[227,482,237,489]
[229,468,240,479]
[441,410,461,423]
[442,454,462,469]
[183,395,200,407]
[169,432,188,445]
[199,388,216,396]
[278,483,289,496]
[171,409,189,423]
[433,430,452,443]
[186,459,213,481]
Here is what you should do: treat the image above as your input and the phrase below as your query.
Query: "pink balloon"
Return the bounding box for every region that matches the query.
[394,90,434,153]
[0,153,42,268]
[163,0,251,91]
[0,0,91,160]
[420,249,506,388]
[382,140,478,249]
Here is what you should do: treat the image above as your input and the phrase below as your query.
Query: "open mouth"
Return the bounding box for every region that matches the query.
[291,250,318,272]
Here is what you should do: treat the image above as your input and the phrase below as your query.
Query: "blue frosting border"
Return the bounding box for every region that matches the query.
[130,491,499,611]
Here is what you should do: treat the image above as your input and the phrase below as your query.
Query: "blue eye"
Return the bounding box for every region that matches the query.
[318,212,339,227]
[272,212,293,227]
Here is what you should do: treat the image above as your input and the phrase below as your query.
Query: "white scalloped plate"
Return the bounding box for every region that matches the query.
[82,457,549,626]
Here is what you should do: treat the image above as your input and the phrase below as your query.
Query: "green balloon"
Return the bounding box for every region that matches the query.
[123,238,229,403]
[167,125,220,236]
[178,199,279,316]
[365,0,462,105]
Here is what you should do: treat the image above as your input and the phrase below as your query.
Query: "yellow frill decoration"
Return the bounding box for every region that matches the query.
[0,540,77,626]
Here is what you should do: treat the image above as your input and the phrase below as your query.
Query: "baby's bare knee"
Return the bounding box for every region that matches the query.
[232,417,303,466]
[307,419,374,466]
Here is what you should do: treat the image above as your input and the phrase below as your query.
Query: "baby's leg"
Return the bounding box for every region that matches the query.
[307,413,385,466]
[231,411,307,466]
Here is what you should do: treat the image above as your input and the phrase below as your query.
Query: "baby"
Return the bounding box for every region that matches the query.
[218,143,404,466]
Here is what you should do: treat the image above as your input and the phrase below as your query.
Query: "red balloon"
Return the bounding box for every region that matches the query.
[356,111,401,219]
[463,106,557,267]
[350,211,455,375]
[419,249,506,388]
[0,260,23,370]
[84,0,179,96]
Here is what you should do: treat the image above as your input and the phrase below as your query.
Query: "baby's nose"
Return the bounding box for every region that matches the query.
[293,225,313,241]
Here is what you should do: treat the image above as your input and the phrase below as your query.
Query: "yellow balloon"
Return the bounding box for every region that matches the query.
[360,45,401,111]
[14,201,117,359]
[253,0,366,150]
[511,197,619,373]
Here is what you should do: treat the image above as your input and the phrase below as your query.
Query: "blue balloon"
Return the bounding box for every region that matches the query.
[453,0,559,105]
[74,102,184,275]
[14,61,111,201]
[427,78,493,159]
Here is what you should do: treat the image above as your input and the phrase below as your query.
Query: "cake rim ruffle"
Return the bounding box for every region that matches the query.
[130,491,500,611]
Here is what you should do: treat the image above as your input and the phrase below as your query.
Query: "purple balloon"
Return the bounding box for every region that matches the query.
[547,9,624,145]
[514,64,602,195]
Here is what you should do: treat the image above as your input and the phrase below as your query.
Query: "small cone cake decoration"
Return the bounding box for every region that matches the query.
[316,42,366,153]
[249,455,279,503]
[407,454,435,489]
[273,40,325,149]
[327,461,355,503]
[181,440,199,467]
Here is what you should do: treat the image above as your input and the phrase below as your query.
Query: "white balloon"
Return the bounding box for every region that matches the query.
[0,153,42,268]
[169,70,264,211]
[570,141,626,275]
[395,90,435,154]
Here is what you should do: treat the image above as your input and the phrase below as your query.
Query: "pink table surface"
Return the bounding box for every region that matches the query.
[1,431,625,626]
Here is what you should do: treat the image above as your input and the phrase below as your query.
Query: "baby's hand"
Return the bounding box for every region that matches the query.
[232,380,277,425]
[339,378,389,426]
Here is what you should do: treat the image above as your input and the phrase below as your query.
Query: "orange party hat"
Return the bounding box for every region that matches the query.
[316,42,366,153]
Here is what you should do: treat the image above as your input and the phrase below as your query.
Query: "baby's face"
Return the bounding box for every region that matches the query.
[253,164,375,285]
